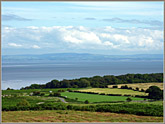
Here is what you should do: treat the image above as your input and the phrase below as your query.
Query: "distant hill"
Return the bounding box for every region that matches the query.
[2,53,163,63]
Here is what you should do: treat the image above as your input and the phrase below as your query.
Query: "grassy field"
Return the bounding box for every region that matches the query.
[2,88,80,95]
[61,92,145,103]
[2,96,59,107]
[2,110,163,122]
[108,83,163,90]
[77,88,148,96]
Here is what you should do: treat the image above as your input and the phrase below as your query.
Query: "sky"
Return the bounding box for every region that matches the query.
[1,2,164,55]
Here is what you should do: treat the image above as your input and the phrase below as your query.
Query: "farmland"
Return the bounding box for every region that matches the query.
[108,83,163,90]
[2,110,163,122]
[2,82,163,122]
[2,96,59,108]
[2,88,80,95]
[61,92,145,103]
[77,88,148,96]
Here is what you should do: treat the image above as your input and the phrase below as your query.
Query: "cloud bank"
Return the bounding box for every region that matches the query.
[2,26,163,54]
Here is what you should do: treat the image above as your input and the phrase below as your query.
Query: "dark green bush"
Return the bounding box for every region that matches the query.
[126,97,132,102]
[53,92,61,97]
[33,91,40,96]
[84,100,89,104]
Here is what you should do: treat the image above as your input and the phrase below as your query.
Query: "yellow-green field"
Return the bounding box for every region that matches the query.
[2,110,163,122]
[108,83,163,90]
[78,88,148,96]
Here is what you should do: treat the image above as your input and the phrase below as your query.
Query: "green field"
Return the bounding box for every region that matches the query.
[2,96,59,107]
[108,83,163,90]
[2,87,163,123]
[2,110,163,122]
[2,88,80,95]
[61,92,145,103]
[77,88,148,96]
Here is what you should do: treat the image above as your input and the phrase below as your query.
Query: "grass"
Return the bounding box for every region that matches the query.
[145,101,163,105]
[2,96,59,107]
[108,82,163,90]
[2,110,163,122]
[61,92,145,103]
[77,88,148,96]
[2,88,81,95]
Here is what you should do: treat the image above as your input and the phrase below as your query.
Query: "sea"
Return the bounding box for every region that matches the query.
[2,61,163,90]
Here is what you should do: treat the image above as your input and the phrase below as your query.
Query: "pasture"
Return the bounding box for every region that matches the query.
[77,88,148,96]
[108,83,163,90]
[61,92,145,103]
[2,110,163,122]
[2,96,59,107]
[2,88,80,95]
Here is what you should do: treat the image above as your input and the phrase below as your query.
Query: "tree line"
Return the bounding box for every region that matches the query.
[21,73,163,89]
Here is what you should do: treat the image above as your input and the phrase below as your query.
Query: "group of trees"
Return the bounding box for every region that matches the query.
[146,86,163,100]
[21,73,163,89]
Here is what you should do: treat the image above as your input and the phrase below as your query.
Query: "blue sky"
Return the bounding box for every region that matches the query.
[1,2,164,55]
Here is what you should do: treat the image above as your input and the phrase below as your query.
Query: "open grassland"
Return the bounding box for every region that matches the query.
[2,110,163,122]
[2,96,59,107]
[77,88,148,96]
[108,83,163,90]
[61,92,145,103]
[2,88,80,95]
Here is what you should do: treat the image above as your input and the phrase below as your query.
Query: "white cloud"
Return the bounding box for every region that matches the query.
[2,26,163,54]
[32,45,40,49]
[8,43,22,47]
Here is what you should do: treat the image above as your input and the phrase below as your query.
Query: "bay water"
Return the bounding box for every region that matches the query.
[2,61,163,89]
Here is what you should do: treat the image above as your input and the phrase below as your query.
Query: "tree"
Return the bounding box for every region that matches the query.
[141,89,145,92]
[136,87,139,91]
[121,85,128,89]
[75,98,78,101]
[84,100,89,104]
[112,85,118,88]
[145,86,163,100]
[53,92,61,97]
[7,87,11,90]
[126,97,132,102]
[78,79,90,88]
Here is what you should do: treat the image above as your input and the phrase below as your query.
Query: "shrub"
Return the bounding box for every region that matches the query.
[17,99,30,107]
[53,92,61,97]
[124,94,131,97]
[146,86,163,100]
[121,85,128,89]
[100,93,105,95]
[128,87,132,90]
[136,87,139,91]
[67,89,72,92]
[112,86,118,88]
[126,97,132,102]
[40,93,45,96]
[33,91,40,96]
[58,90,65,92]
[141,89,145,92]
[49,93,53,96]
[84,100,89,104]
